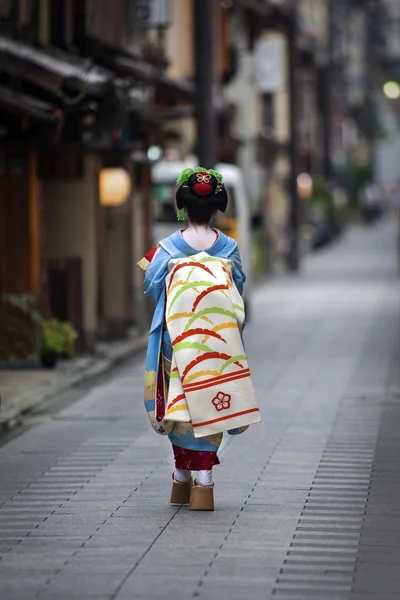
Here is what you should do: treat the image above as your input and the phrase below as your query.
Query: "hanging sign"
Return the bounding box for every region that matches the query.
[253,36,287,93]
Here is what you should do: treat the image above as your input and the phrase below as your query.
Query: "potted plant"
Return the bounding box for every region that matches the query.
[40,320,63,368]
[40,320,78,368]
[58,322,78,358]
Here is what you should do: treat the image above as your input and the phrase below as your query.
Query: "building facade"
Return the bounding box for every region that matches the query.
[0,0,192,362]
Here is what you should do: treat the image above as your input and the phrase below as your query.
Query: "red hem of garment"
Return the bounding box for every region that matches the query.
[172,445,220,470]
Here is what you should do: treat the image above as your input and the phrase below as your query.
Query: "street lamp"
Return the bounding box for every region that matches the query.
[99,168,131,207]
[297,173,313,200]
[383,81,400,100]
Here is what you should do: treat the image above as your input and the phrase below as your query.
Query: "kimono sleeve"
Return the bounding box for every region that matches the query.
[140,246,171,304]
[229,245,246,296]
[137,246,158,271]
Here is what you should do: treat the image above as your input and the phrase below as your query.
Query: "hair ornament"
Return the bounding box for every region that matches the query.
[176,167,223,187]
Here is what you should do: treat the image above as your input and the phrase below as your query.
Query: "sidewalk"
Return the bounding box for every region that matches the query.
[0,332,147,430]
[0,219,398,600]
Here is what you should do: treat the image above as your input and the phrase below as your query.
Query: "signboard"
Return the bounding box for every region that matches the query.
[137,0,170,27]
[253,36,286,93]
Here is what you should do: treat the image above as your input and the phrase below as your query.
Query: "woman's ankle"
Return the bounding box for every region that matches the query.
[195,470,213,486]
[173,468,191,483]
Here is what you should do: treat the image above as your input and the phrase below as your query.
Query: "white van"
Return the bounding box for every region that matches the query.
[151,161,252,302]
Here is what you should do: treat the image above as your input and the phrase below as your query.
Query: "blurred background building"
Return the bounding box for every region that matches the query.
[0,0,398,368]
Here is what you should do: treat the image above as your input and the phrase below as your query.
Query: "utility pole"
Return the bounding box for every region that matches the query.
[286,6,300,271]
[323,0,334,183]
[193,0,217,169]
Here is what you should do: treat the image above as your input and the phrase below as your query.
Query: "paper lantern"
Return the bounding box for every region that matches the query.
[297,173,313,199]
[99,168,131,207]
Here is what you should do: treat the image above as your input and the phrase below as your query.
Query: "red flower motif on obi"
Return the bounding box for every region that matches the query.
[212,392,231,412]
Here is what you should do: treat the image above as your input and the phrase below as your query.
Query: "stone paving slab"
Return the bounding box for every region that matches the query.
[0,221,398,599]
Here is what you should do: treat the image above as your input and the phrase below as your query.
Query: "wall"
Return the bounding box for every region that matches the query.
[166,117,196,159]
[0,150,40,294]
[40,154,100,347]
[225,11,264,213]
[165,0,194,80]
[0,149,40,361]
[258,31,290,265]
[102,203,132,337]
[131,174,148,333]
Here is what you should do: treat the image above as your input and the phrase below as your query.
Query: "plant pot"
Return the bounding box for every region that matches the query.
[40,352,57,369]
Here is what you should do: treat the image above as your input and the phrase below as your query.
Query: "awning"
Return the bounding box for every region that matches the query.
[0,85,62,122]
[0,35,113,102]
[104,54,194,102]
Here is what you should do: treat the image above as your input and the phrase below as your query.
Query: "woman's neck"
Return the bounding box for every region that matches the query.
[182,223,217,251]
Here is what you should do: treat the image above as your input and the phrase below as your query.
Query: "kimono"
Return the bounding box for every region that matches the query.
[141,229,260,471]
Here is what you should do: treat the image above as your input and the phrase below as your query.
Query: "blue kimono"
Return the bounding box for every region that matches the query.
[142,230,247,469]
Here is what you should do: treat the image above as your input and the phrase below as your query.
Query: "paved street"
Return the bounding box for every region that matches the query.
[0,219,399,600]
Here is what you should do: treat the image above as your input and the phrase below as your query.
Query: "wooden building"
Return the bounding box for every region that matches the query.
[0,0,193,361]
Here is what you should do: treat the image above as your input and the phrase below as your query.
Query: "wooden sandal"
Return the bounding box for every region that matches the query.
[189,481,214,511]
[170,472,192,505]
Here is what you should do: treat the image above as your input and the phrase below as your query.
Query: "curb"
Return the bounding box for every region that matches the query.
[0,335,147,433]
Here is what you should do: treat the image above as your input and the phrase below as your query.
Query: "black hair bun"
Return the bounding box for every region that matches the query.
[176,181,228,214]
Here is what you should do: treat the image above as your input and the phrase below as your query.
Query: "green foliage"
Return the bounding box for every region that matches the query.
[41,320,78,358]
[176,208,186,222]
[0,295,79,363]
[176,167,224,186]
[176,168,194,186]
[0,294,41,323]
[58,322,78,357]
[310,179,331,206]
[0,294,39,362]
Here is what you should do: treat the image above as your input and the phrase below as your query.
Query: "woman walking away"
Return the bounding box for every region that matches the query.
[138,167,261,511]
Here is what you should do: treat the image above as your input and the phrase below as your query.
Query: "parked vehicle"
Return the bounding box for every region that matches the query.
[151,160,252,308]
